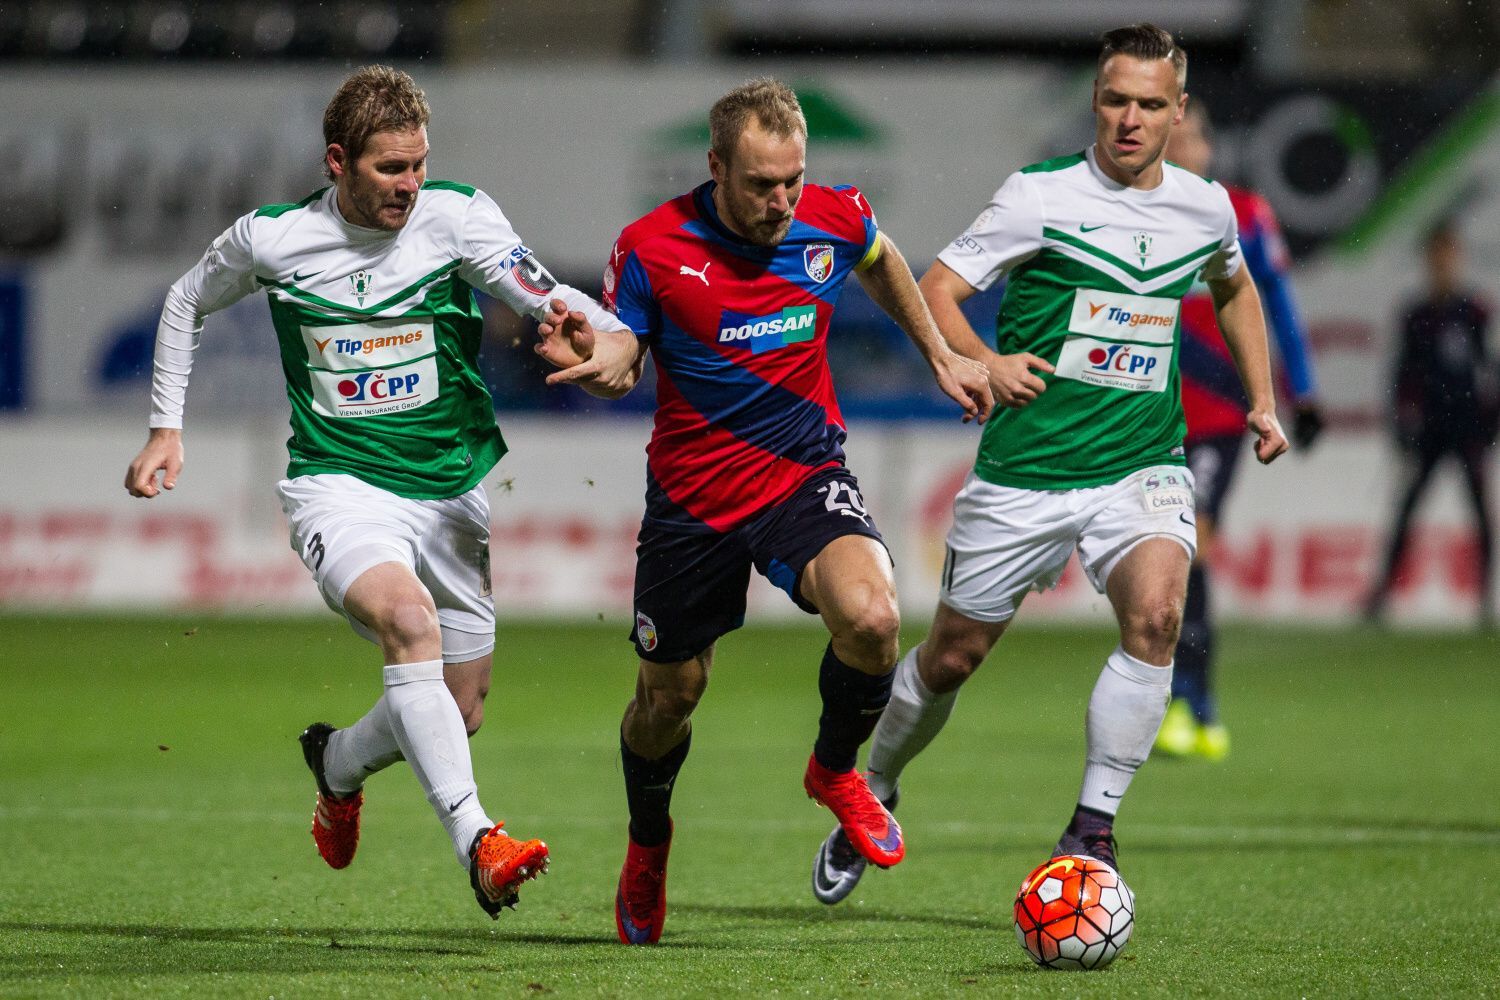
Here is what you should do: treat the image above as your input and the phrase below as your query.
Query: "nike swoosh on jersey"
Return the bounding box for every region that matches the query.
[291,269,323,282]
[1179,512,1196,527]
[1079,223,1107,233]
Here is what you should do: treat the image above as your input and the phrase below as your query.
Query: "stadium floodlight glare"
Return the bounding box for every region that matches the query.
[44,5,87,53]
[251,8,295,54]
[354,8,400,54]
[148,6,191,54]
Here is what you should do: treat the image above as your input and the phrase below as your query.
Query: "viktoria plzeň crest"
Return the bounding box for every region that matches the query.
[1132,232,1153,267]
[349,270,373,305]
[803,243,834,283]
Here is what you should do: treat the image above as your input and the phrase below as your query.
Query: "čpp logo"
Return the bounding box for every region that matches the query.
[1087,344,1158,379]
[337,371,421,403]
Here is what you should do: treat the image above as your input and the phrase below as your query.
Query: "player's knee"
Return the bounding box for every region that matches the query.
[924,638,985,690]
[849,600,900,657]
[643,678,705,727]
[380,598,440,652]
[1128,599,1183,651]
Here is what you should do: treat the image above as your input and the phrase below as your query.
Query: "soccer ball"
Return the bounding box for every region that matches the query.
[1013,854,1135,970]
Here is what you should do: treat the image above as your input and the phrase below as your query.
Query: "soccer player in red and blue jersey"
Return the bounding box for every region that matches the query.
[1156,100,1324,759]
[537,78,992,944]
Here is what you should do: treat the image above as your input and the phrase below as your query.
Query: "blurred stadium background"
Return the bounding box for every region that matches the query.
[2,0,1497,626]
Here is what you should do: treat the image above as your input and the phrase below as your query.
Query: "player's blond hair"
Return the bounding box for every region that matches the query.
[709,78,807,164]
[322,65,431,179]
[1099,23,1188,93]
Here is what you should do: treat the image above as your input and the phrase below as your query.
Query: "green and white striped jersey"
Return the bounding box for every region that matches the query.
[937,147,1241,490]
[149,181,622,499]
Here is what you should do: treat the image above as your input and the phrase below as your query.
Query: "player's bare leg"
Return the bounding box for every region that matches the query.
[799,535,906,878]
[1159,514,1227,758]
[1056,537,1189,870]
[616,649,712,944]
[317,562,547,915]
[814,601,1007,903]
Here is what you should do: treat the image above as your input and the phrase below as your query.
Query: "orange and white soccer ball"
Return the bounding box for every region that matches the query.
[1013,854,1135,970]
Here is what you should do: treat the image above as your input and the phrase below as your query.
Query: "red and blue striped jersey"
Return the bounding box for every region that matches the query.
[603,180,881,532]
[1180,185,1318,442]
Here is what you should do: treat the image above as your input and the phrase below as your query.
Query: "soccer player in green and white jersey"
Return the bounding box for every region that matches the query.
[812,24,1290,904]
[124,66,637,918]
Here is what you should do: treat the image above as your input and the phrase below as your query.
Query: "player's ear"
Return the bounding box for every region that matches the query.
[707,148,728,185]
[326,144,349,180]
[1175,92,1189,126]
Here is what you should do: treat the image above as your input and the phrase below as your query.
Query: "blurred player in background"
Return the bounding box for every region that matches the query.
[1153,99,1325,761]
[124,65,633,919]
[1365,221,1496,625]
[811,24,1289,905]
[538,78,992,944]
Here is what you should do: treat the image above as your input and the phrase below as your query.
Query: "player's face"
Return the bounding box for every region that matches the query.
[1092,55,1186,188]
[709,121,805,246]
[1165,107,1212,177]
[329,126,428,231]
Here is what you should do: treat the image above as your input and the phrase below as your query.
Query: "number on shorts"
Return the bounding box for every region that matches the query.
[305,531,326,571]
[819,480,869,523]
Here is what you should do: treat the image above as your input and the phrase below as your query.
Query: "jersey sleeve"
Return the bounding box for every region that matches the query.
[1199,182,1244,283]
[149,213,260,429]
[833,184,882,270]
[603,236,660,342]
[458,189,627,333]
[934,172,1044,292]
[1240,194,1317,398]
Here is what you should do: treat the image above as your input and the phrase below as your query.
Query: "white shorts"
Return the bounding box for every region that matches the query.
[939,465,1197,623]
[276,474,495,662]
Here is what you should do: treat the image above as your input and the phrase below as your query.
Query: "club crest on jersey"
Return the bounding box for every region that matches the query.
[717,305,817,354]
[1133,231,1153,267]
[635,611,658,652]
[349,270,373,306]
[803,243,834,283]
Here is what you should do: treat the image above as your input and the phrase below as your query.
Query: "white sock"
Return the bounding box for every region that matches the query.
[865,644,960,802]
[1077,646,1172,816]
[382,659,494,867]
[323,693,404,797]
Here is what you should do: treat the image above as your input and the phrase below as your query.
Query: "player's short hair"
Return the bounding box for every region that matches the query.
[709,78,807,164]
[322,65,431,179]
[1099,23,1188,93]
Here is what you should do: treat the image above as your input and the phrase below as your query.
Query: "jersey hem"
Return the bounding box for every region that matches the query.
[972,454,1187,491]
[287,445,505,501]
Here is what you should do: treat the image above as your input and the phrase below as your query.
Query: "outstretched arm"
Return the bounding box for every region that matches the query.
[124,220,258,497]
[918,260,1055,409]
[1207,264,1288,464]
[857,236,993,423]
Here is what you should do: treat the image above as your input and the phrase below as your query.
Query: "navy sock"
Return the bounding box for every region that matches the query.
[1173,563,1216,724]
[1070,803,1116,832]
[813,643,894,772]
[621,729,690,848]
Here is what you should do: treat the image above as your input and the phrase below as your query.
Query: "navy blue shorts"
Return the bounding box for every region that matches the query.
[1186,434,1246,522]
[630,467,888,663]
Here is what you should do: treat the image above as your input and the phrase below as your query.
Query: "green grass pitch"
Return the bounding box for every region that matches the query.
[2,614,1497,997]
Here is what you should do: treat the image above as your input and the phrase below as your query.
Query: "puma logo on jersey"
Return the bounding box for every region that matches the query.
[679,261,711,286]
[846,190,864,211]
